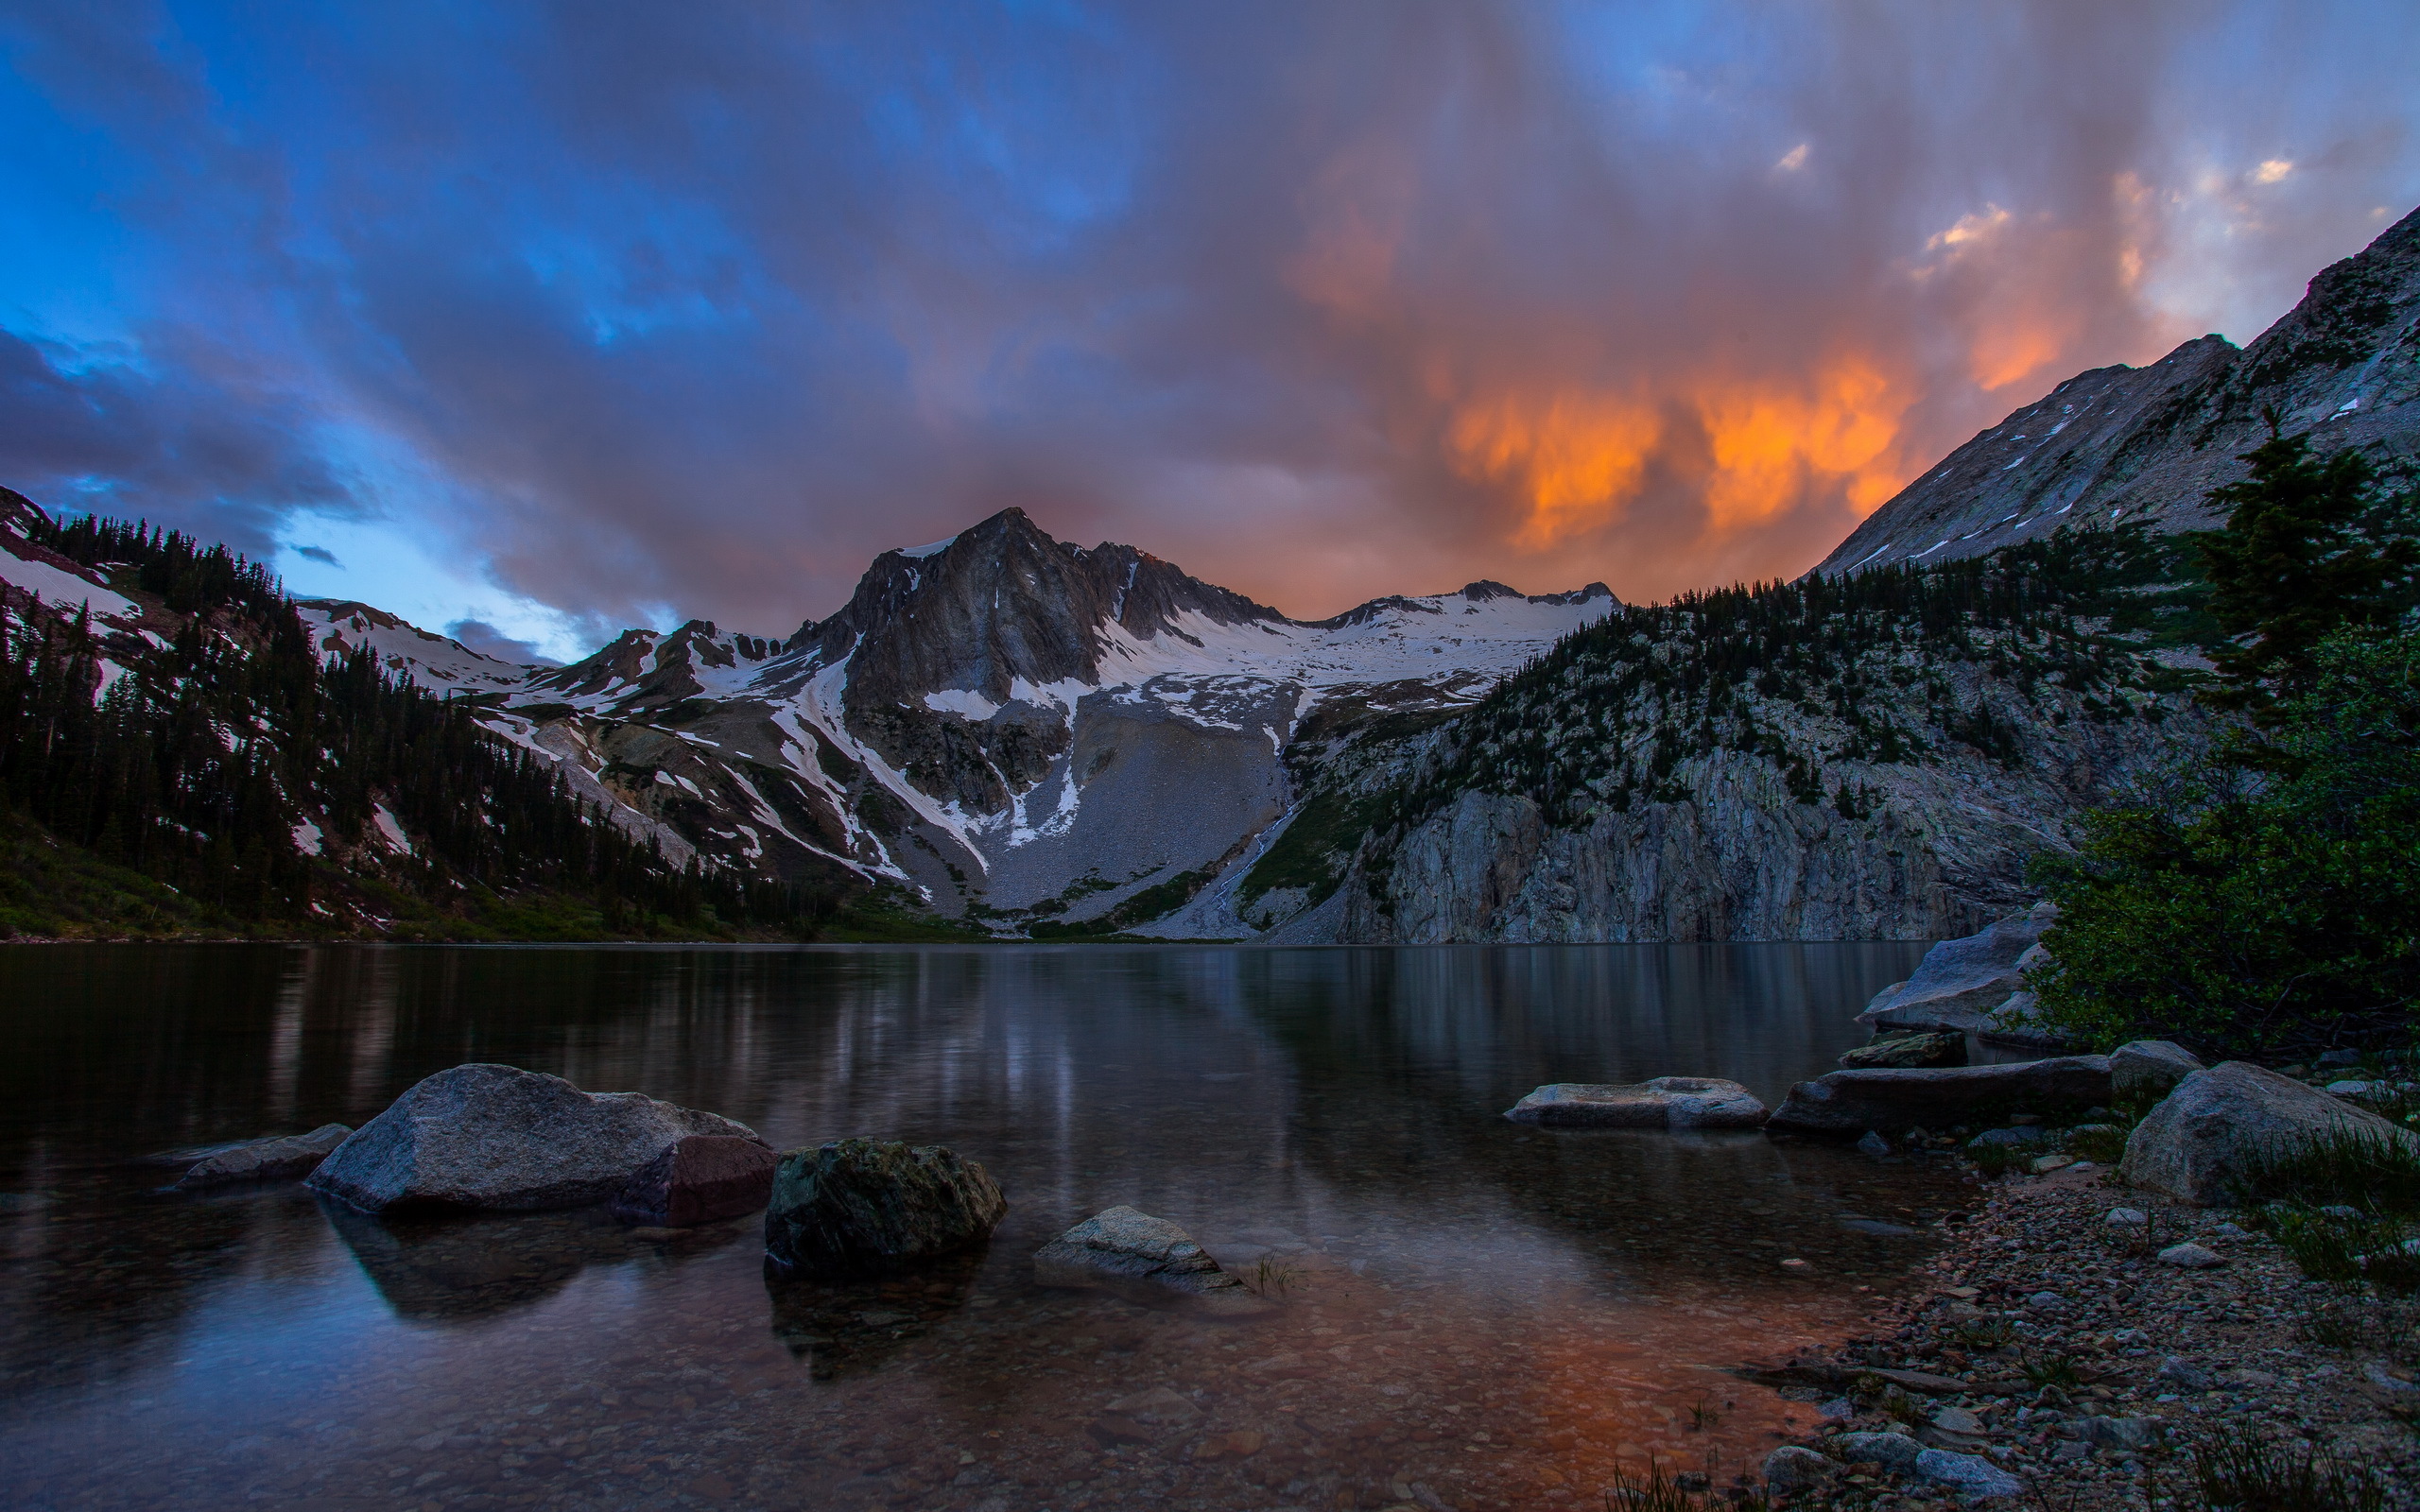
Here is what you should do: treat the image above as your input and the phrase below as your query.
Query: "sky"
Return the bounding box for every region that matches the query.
[2,3,2417,663]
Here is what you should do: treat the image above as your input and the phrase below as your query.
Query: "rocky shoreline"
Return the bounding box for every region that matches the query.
[1748,1163,2419,1509]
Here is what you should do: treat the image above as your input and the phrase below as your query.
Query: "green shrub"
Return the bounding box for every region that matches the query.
[2188,1429,2388,1512]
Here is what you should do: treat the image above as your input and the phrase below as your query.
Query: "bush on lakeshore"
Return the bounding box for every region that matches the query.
[2026,627,2420,1060]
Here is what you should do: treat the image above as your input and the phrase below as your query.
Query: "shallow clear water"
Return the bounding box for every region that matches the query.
[0,941,1967,1511]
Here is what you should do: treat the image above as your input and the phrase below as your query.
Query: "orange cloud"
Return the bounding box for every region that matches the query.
[1445,391,1663,549]
[1439,354,1918,551]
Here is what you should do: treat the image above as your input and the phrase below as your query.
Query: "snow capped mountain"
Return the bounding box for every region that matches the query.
[316,506,1615,928]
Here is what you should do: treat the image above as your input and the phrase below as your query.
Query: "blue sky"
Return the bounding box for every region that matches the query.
[3,2,2416,662]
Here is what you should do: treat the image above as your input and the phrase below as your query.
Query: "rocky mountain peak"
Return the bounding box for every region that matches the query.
[1818,202,2420,576]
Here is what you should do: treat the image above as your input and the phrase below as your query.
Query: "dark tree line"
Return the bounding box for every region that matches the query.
[1391,521,2186,830]
[0,513,828,934]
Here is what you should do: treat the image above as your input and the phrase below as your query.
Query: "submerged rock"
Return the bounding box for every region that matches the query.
[2110,1040,2204,1100]
[2119,1060,2419,1205]
[1767,1056,2113,1135]
[1033,1205,1271,1313]
[1502,1076,1768,1128]
[1858,904,2055,1036]
[611,1134,779,1227]
[173,1124,351,1190]
[762,1138,1007,1278]
[305,1063,762,1213]
[1840,1031,1967,1069]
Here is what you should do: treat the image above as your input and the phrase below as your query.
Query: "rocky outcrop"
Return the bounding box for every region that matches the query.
[1839,1032,1966,1070]
[1502,1076,1768,1128]
[762,1138,1008,1277]
[1767,1056,2115,1136]
[1031,1206,1269,1313]
[1858,905,2054,1034]
[611,1134,779,1227]
[305,1064,762,1213]
[1817,204,2420,575]
[173,1124,351,1190]
[2111,1040,2205,1100]
[2119,1061,2420,1205]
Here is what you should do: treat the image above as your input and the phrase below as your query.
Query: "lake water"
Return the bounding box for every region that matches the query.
[0,941,1970,1511]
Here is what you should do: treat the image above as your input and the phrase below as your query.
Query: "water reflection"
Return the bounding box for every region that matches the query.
[0,941,1958,1511]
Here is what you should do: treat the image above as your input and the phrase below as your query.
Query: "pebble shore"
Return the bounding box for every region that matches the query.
[1754,1162,2420,1508]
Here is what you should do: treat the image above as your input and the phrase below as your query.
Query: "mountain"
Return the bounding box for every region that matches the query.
[8,204,2413,943]
[1819,203,2420,575]
[296,507,1616,934]
[0,490,819,939]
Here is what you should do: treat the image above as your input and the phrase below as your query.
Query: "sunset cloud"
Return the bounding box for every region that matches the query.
[0,2,2414,644]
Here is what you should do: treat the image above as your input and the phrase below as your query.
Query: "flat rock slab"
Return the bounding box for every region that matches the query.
[1503,1075,1768,1129]
[305,1063,763,1213]
[612,1134,778,1227]
[1033,1205,1272,1314]
[2120,1060,2419,1205]
[173,1124,351,1190]
[763,1138,1007,1278]
[1767,1056,2113,1135]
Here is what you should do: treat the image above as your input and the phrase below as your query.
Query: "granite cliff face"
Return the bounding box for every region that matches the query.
[1818,203,2420,575]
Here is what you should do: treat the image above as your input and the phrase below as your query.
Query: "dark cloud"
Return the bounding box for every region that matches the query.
[0,328,348,550]
[294,544,341,566]
[446,618,558,667]
[1,1,2414,635]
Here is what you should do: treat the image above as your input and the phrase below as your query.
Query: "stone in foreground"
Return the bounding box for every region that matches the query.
[2119,1060,2420,1206]
[763,1138,1007,1278]
[2110,1040,2204,1100]
[1502,1076,1767,1128]
[1033,1205,1271,1313]
[1832,1431,1924,1470]
[1767,1056,2113,1136]
[173,1124,351,1190]
[1839,1031,1967,1070]
[1761,1445,1836,1496]
[305,1063,763,1213]
[1858,904,2054,1036]
[1915,1447,2026,1500]
[612,1134,779,1227]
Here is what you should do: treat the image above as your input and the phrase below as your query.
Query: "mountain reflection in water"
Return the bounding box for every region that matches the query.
[0,942,1968,1511]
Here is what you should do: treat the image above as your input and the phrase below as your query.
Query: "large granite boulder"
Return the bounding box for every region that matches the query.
[1033,1205,1270,1313]
[1839,1032,1967,1070]
[2111,1040,2204,1100]
[1858,904,2054,1036]
[762,1138,1007,1278]
[2120,1061,2420,1205]
[612,1134,779,1227]
[1503,1076,1768,1128]
[305,1064,763,1213]
[173,1124,351,1190]
[1767,1056,2114,1135]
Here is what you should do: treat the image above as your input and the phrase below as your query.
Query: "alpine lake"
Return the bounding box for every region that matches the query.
[0,941,1993,1511]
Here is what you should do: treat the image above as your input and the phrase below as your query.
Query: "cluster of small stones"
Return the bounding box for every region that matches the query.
[1756,1164,2420,1509]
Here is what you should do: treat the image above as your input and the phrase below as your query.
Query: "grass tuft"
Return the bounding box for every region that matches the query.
[2227,1125,2420,1215]
[2188,1429,2388,1512]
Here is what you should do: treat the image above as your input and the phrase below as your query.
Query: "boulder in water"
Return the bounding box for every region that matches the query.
[1839,1031,1966,1070]
[1502,1076,1768,1128]
[1033,1205,1270,1313]
[2119,1060,2418,1205]
[762,1138,1007,1278]
[305,1063,763,1213]
[1858,904,2054,1036]
[1769,1057,2113,1135]
[612,1134,779,1227]
[173,1124,351,1190]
